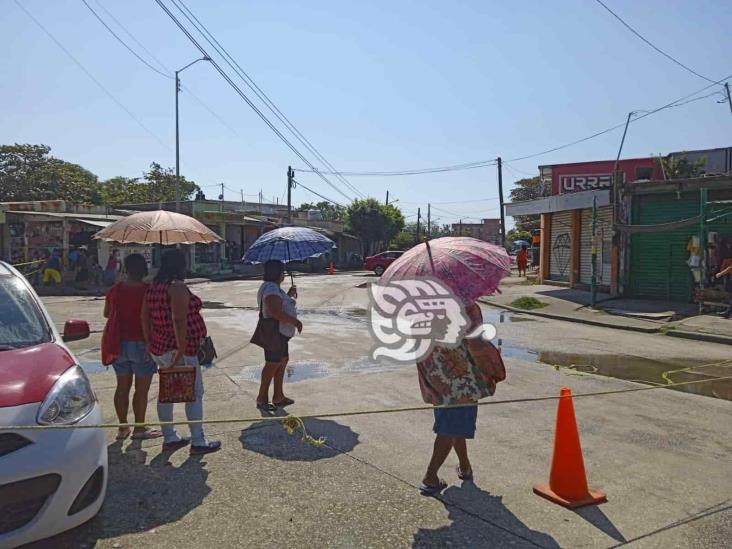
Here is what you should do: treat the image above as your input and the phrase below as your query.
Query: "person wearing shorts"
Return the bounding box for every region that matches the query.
[104,254,161,441]
[255,260,302,412]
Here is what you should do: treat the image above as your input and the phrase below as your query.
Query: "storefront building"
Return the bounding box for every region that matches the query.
[506,157,663,294]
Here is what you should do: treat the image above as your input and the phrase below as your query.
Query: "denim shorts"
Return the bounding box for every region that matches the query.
[112,340,157,377]
[433,405,478,439]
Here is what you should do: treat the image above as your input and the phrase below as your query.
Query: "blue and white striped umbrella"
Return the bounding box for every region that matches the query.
[242,226,335,264]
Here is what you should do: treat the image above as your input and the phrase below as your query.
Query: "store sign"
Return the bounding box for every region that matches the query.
[559,173,617,194]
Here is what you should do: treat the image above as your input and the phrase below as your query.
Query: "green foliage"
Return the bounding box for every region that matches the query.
[0,143,101,204]
[99,163,199,206]
[508,176,542,232]
[661,154,706,179]
[510,296,547,310]
[389,221,452,249]
[297,200,346,221]
[345,198,405,252]
[506,228,531,247]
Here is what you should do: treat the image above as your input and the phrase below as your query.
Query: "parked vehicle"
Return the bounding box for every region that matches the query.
[0,261,107,548]
[363,250,404,276]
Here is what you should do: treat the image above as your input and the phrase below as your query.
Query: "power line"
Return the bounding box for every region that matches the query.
[89,0,239,137]
[502,162,536,177]
[592,0,716,84]
[398,197,499,205]
[295,159,497,177]
[154,0,355,203]
[292,178,344,208]
[81,0,171,79]
[171,0,364,199]
[15,0,169,150]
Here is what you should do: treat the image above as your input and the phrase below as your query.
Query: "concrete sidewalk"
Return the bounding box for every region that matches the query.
[482,277,732,345]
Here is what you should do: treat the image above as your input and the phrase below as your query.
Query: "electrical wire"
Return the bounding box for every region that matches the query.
[15,0,169,150]
[295,159,497,177]
[399,197,500,205]
[81,0,171,79]
[292,178,345,208]
[502,162,536,177]
[592,0,716,84]
[171,0,364,199]
[154,0,355,204]
[88,0,239,137]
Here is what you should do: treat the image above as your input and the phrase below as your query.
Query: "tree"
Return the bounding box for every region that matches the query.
[0,143,101,204]
[508,176,542,232]
[390,221,452,249]
[345,198,405,254]
[297,200,346,221]
[661,154,706,179]
[506,228,531,248]
[99,163,199,205]
[100,176,146,206]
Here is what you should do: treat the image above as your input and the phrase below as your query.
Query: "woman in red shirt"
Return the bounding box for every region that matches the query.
[104,254,162,441]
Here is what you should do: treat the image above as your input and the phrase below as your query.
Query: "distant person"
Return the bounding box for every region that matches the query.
[142,249,221,455]
[416,303,505,496]
[75,247,90,287]
[715,261,732,318]
[255,260,302,412]
[68,247,80,271]
[516,244,528,277]
[104,254,161,441]
[42,250,62,285]
[89,256,103,287]
[104,249,120,286]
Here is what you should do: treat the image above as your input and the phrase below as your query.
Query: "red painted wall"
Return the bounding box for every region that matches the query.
[549,158,662,195]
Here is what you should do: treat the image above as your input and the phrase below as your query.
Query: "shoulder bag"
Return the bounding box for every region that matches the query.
[250,293,282,351]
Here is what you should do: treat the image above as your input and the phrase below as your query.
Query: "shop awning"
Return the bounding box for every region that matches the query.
[78,219,113,229]
[505,189,610,216]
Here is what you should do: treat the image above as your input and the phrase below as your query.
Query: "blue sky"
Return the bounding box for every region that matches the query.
[2,0,731,226]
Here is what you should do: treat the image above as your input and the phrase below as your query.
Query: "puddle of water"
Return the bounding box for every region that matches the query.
[80,360,107,374]
[233,361,331,383]
[537,351,732,401]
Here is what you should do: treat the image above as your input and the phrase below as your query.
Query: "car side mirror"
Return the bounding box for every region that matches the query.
[63,320,90,342]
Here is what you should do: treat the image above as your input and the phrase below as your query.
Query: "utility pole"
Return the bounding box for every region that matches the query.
[459,219,463,236]
[385,190,389,205]
[240,189,245,211]
[427,203,431,239]
[287,166,294,224]
[416,208,421,245]
[497,157,506,248]
[175,56,210,213]
[220,183,224,213]
[591,196,598,308]
[725,83,732,115]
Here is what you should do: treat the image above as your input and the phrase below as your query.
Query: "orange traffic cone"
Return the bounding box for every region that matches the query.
[533,387,607,509]
[327,262,335,274]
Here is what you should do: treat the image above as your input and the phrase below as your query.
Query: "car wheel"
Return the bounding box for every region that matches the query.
[374,265,385,276]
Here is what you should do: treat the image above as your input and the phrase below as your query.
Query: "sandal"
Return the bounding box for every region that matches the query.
[131,428,163,440]
[190,440,222,456]
[162,437,191,452]
[116,427,131,440]
[256,401,277,412]
[273,397,295,407]
[456,465,473,481]
[419,479,447,496]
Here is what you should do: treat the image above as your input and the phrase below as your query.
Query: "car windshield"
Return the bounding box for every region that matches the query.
[0,275,51,349]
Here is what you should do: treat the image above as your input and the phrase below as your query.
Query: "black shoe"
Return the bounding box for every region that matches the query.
[162,437,191,452]
[190,441,222,455]
[256,402,277,412]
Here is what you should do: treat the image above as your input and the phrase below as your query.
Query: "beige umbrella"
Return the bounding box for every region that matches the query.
[93,210,223,245]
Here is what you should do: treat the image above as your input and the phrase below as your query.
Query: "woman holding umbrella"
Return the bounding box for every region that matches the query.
[255,260,302,412]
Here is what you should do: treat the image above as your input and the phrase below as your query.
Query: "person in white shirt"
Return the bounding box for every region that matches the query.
[256,260,302,411]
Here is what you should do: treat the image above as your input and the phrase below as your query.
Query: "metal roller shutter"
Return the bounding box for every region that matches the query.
[549,210,573,281]
[579,206,612,286]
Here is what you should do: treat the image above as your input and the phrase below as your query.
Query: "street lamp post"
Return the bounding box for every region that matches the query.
[175,56,210,212]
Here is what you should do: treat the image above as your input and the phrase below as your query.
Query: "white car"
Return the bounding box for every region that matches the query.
[0,261,107,548]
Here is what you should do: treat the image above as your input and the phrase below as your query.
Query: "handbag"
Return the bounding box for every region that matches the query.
[250,296,282,350]
[158,366,197,403]
[101,284,121,366]
[197,336,218,366]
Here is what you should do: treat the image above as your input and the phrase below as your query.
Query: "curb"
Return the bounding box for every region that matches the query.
[479,299,660,334]
[665,330,732,346]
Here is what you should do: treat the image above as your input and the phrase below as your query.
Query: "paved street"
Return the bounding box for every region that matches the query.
[37,273,732,548]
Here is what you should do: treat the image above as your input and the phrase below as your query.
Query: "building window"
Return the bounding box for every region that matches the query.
[635,167,653,181]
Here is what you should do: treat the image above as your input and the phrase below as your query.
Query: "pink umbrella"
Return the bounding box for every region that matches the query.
[379,237,511,305]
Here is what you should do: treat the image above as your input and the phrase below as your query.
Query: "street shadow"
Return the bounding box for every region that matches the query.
[575,505,626,543]
[239,418,359,461]
[413,483,559,549]
[25,439,211,548]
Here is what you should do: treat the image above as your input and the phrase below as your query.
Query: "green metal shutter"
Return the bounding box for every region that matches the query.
[629,193,699,301]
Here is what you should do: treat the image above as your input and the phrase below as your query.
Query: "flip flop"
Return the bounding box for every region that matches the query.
[273,397,295,407]
[419,479,447,496]
[116,427,131,440]
[131,428,163,440]
[190,440,222,456]
[456,466,473,481]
